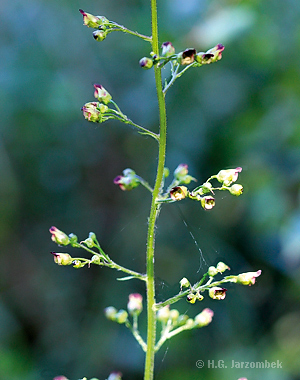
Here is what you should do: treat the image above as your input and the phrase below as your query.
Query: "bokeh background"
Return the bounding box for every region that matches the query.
[1,0,300,379]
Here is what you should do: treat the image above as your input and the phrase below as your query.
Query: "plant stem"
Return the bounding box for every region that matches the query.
[144,1,167,379]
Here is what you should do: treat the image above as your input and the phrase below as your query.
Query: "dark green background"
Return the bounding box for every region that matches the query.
[1,0,300,379]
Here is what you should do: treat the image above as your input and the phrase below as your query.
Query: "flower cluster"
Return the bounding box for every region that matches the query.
[179,262,262,304]
[140,42,225,70]
[170,166,243,210]
[79,9,110,41]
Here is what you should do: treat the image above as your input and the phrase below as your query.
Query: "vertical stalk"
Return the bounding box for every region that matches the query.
[144,1,167,380]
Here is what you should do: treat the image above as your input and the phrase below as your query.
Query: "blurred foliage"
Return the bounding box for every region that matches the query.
[1,0,300,379]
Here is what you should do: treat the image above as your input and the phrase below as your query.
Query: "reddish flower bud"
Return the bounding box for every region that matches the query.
[208,287,227,300]
[79,9,106,28]
[127,293,143,316]
[93,84,112,104]
[139,57,153,69]
[81,102,102,122]
[236,270,262,286]
[161,42,175,57]
[53,376,69,380]
[49,226,70,246]
[113,168,140,191]
[194,308,214,327]
[107,372,122,380]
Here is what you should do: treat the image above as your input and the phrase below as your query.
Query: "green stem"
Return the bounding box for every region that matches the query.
[144,1,167,379]
[110,22,152,43]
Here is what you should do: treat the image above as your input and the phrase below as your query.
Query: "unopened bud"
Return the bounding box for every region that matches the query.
[93,29,107,41]
[53,376,69,380]
[157,305,170,322]
[114,168,140,191]
[208,266,218,277]
[107,372,122,380]
[72,260,85,268]
[180,277,190,289]
[216,262,230,273]
[93,84,112,104]
[216,167,242,186]
[104,306,118,320]
[161,42,175,57]
[49,226,70,246]
[127,293,143,316]
[169,309,180,322]
[229,184,243,196]
[51,252,73,266]
[139,57,153,69]
[236,270,262,286]
[115,309,128,324]
[79,9,105,28]
[196,44,225,65]
[194,308,214,327]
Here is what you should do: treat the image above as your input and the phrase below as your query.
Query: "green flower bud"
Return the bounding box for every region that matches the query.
[139,57,153,69]
[208,287,227,300]
[200,196,215,210]
[68,233,78,245]
[185,318,194,329]
[174,164,188,180]
[93,84,112,104]
[177,48,197,65]
[104,306,118,320]
[216,262,230,273]
[216,167,242,186]
[194,308,214,327]
[199,182,213,195]
[164,167,170,178]
[93,29,107,41]
[51,252,73,266]
[170,186,188,201]
[177,314,189,326]
[72,260,86,268]
[208,266,218,277]
[81,237,94,248]
[49,226,70,246]
[180,277,190,289]
[90,255,102,265]
[169,309,180,322]
[236,270,262,286]
[161,41,175,57]
[157,305,170,322]
[89,232,97,241]
[229,184,243,196]
[127,293,143,316]
[115,309,128,324]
